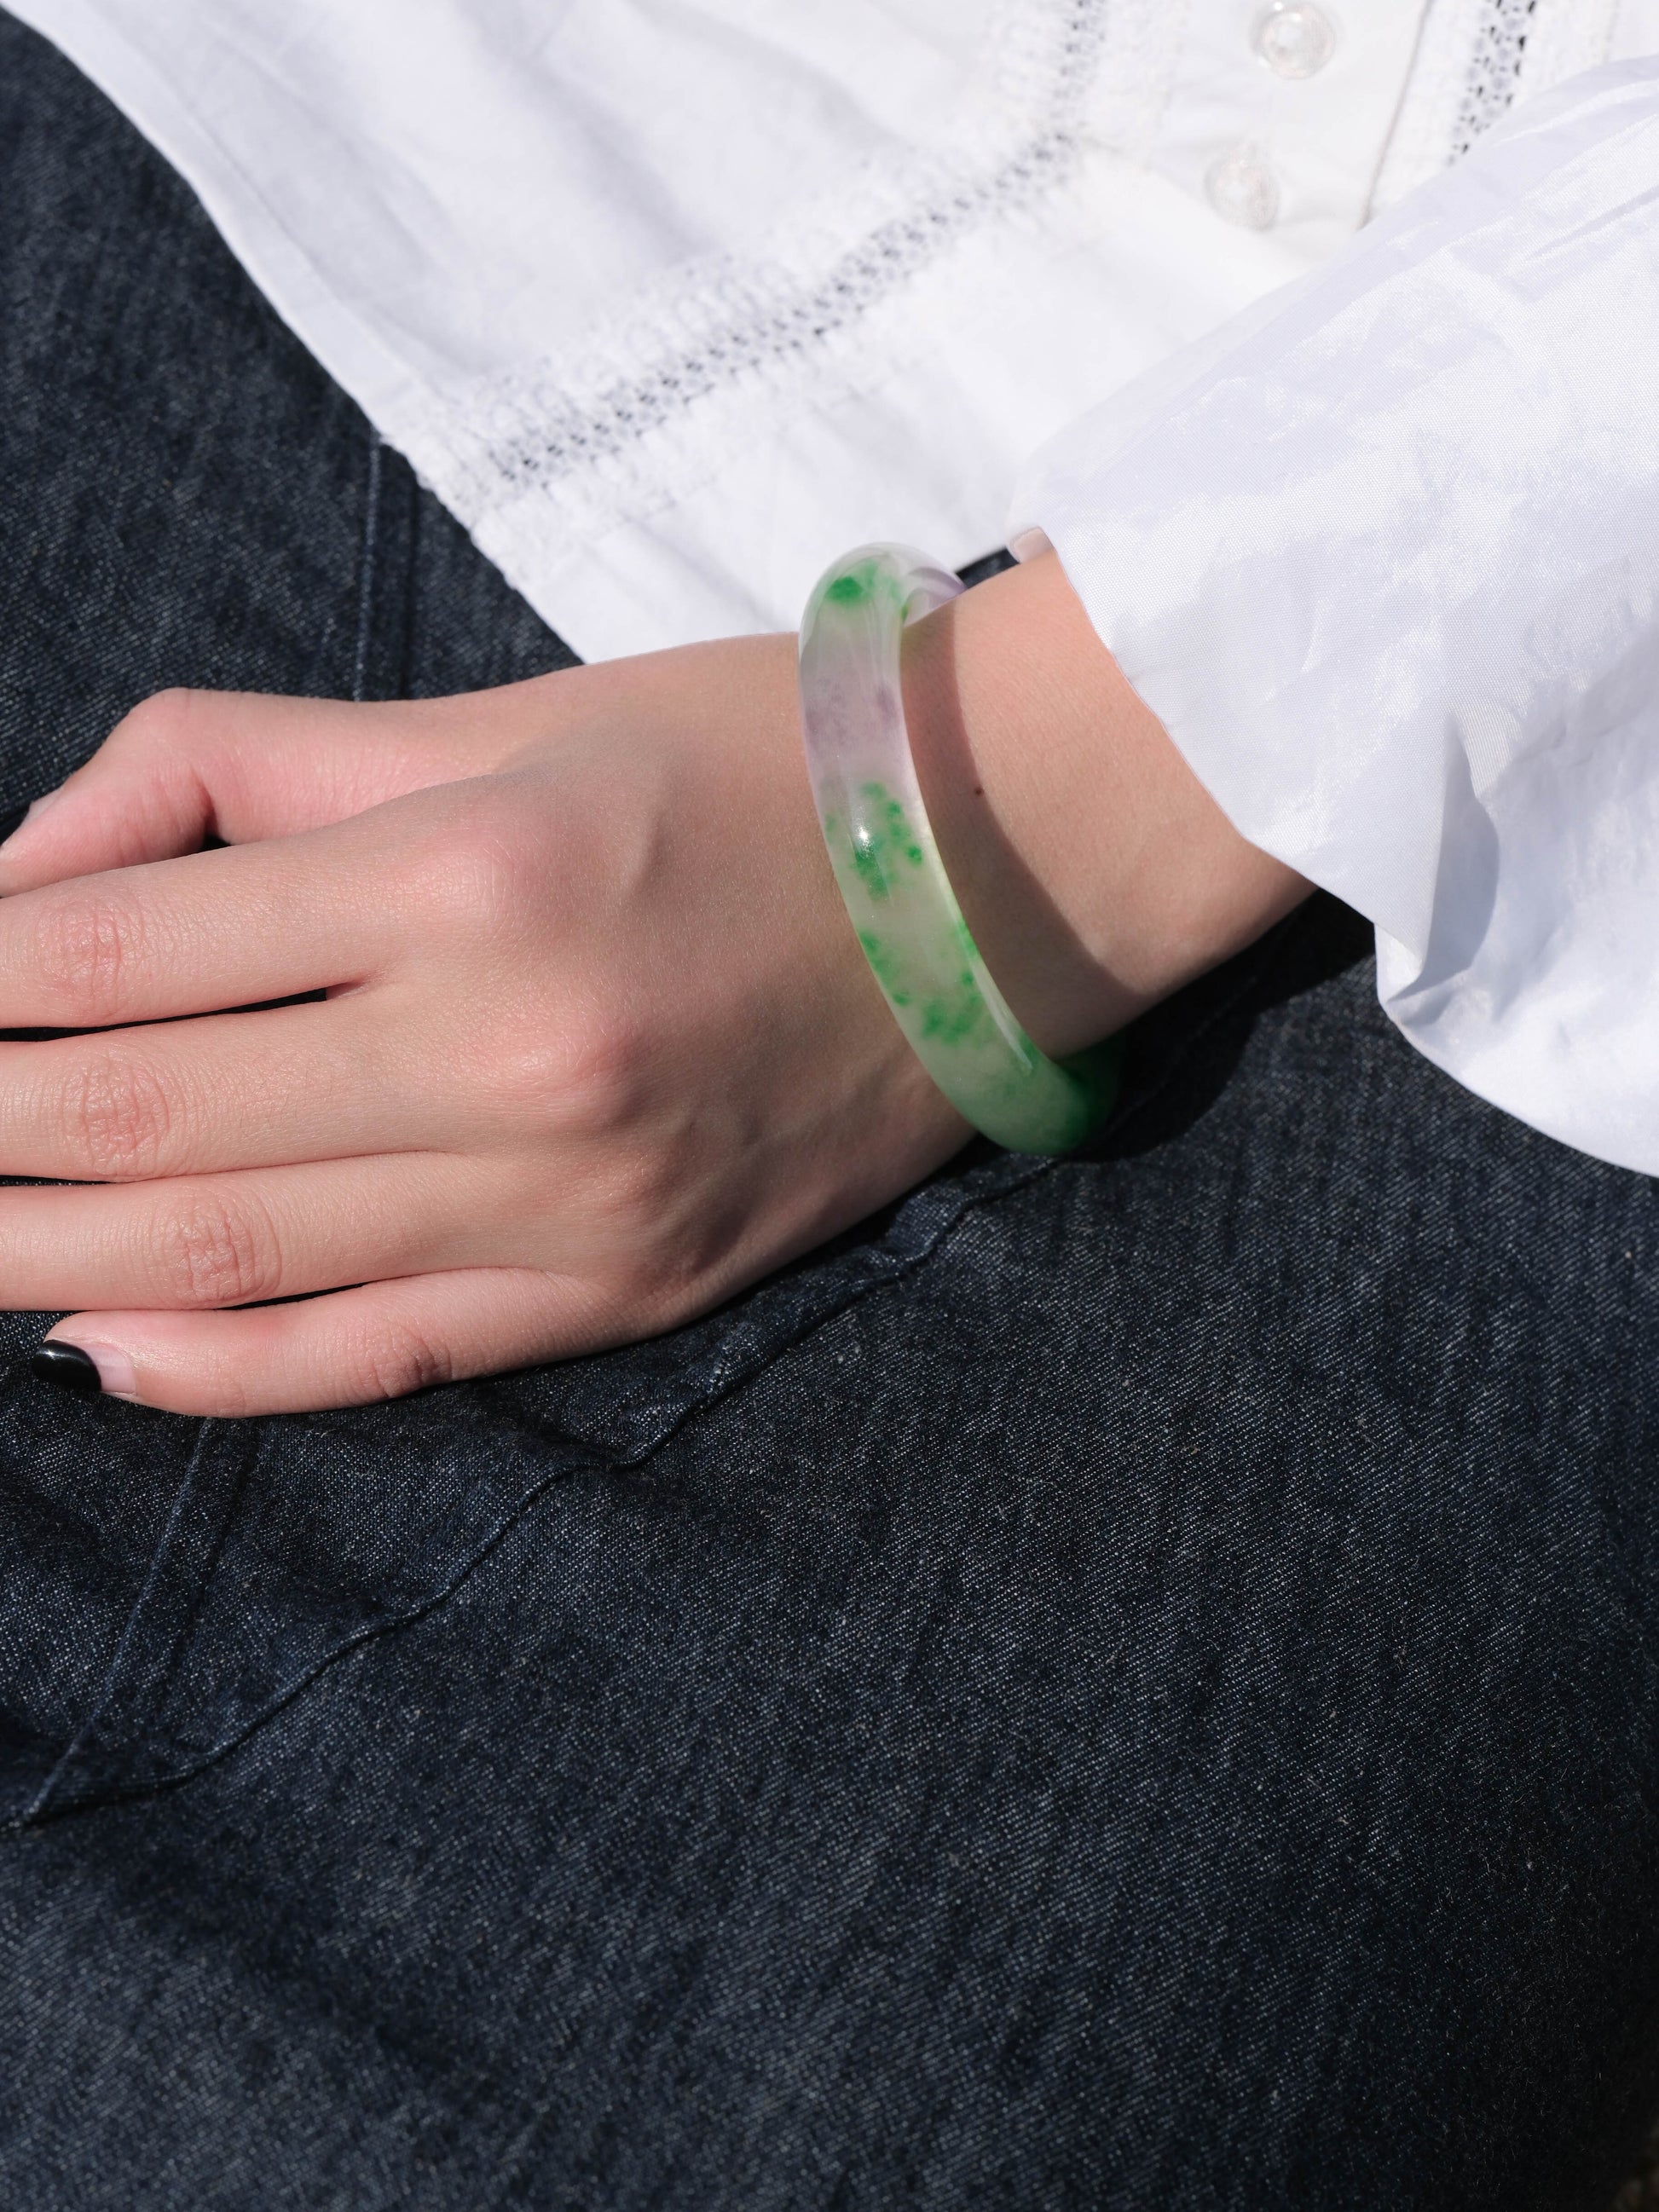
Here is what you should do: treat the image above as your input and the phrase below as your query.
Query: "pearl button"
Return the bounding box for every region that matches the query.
[1252,2,1336,78]
[1205,144,1280,230]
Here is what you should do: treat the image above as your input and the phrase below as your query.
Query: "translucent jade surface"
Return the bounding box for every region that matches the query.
[798,544,1119,1155]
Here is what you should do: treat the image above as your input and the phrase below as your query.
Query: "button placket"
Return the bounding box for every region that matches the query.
[1203,3,1339,230]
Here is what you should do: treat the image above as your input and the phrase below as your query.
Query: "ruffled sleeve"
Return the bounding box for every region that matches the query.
[1011,60,1659,1175]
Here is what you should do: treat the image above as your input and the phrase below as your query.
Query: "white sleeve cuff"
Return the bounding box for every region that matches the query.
[1011,59,1659,1175]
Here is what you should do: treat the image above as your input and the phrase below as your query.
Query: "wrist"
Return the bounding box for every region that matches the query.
[902,552,1307,1059]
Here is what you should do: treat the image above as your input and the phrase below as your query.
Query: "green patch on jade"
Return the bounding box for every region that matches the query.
[843,781,926,900]
[824,560,906,615]
[920,990,993,1048]
[856,928,900,986]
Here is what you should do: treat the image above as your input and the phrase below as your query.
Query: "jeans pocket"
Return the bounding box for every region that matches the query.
[0,1142,1059,1828]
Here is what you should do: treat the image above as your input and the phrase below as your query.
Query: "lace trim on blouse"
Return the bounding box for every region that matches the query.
[1453,0,1540,153]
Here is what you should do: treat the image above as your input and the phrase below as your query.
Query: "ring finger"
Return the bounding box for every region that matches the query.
[0,1151,518,1313]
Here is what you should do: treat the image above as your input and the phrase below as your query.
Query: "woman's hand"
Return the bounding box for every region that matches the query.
[0,554,1303,1416]
[0,630,973,1414]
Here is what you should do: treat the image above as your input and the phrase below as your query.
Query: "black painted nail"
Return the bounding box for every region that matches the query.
[31,1341,102,1395]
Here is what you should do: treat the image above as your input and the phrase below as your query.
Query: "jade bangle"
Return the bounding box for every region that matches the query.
[797,543,1120,1156]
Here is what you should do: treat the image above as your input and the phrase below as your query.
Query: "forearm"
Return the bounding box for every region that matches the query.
[902,550,1309,1060]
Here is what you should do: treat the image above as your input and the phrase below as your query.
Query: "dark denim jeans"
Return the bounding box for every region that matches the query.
[3,16,1659,2209]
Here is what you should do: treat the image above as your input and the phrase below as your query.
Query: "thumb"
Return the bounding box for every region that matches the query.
[0,686,483,892]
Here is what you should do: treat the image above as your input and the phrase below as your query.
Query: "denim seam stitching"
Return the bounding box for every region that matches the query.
[20,1418,214,1825]
[2,1160,1058,1834]
[350,427,383,704]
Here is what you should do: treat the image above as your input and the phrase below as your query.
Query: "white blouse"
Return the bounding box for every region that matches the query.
[14,0,1659,1170]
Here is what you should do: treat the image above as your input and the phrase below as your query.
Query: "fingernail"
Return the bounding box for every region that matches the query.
[30,1338,138,1398]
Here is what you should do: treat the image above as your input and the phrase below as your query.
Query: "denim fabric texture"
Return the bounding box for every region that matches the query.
[3,14,1659,2209]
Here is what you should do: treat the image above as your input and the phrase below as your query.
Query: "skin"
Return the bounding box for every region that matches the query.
[0,552,1306,1416]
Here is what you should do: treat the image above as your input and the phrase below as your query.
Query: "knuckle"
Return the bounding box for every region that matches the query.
[108,686,202,757]
[29,889,150,1023]
[153,1187,282,1308]
[555,1009,651,1134]
[471,1029,564,1123]
[52,1048,177,1180]
[344,1319,454,1403]
[586,1141,679,1233]
[474,1006,651,1139]
[402,802,529,939]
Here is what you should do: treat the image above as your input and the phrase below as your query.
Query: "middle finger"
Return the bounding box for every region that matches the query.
[0,997,436,1181]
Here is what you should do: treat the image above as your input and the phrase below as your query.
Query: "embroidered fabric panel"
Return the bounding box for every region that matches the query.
[421,0,1117,520]
[1453,0,1540,152]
